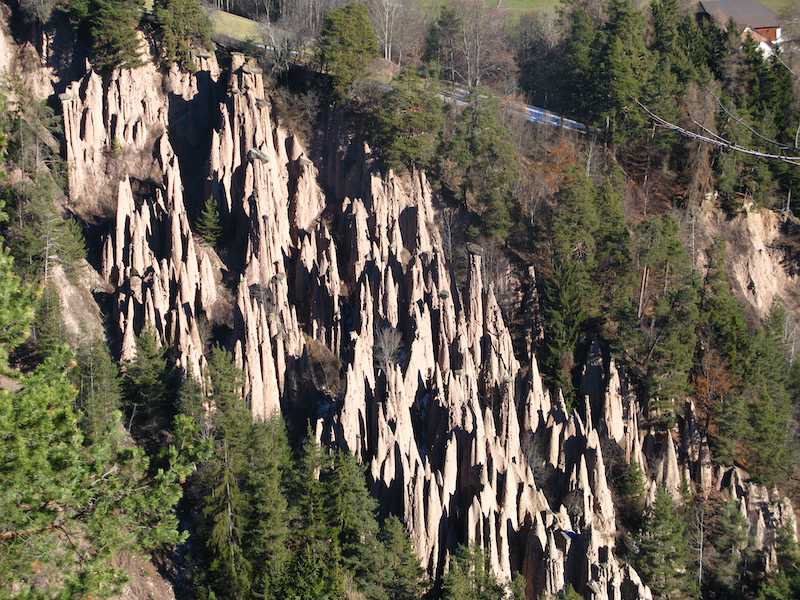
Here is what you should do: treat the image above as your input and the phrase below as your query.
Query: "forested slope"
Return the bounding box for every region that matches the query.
[2,0,800,599]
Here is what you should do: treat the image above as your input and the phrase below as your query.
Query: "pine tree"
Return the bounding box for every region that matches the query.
[442,544,505,600]
[195,347,257,599]
[31,282,67,360]
[594,0,653,143]
[757,526,800,600]
[124,328,173,428]
[0,348,194,598]
[65,0,145,70]
[178,368,209,433]
[326,450,385,599]
[0,244,34,368]
[424,6,460,80]
[562,6,598,120]
[706,497,751,596]
[203,438,253,600]
[647,0,694,143]
[542,261,587,403]
[442,89,518,239]
[242,414,292,597]
[73,335,122,445]
[320,2,379,99]
[195,196,223,248]
[551,165,599,270]
[370,67,444,171]
[153,0,211,70]
[638,485,698,599]
[8,186,86,282]
[379,515,425,600]
[283,436,343,599]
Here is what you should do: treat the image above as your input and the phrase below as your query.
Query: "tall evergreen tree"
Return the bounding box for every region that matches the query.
[65,0,145,70]
[542,260,587,403]
[378,514,425,600]
[73,335,122,445]
[705,497,751,597]
[551,165,599,270]
[326,450,385,599]
[195,196,223,248]
[638,485,699,599]
[370,67,444,171]
[442,89,518,239]
[594,0,653,143]
[242,415,292,597]
[202,437,253,600]
[0,348,197,598]
[757,526,800,600]
[8,186,86,282]
[284,436,343,599]
[0,244,34,368]
[31,282,67,359]
[562,6,598,119]
[196,346,255,599]
[124,328,172,426]
[319,2,379,99]
[153,0,212,70]
[442,544,505,600]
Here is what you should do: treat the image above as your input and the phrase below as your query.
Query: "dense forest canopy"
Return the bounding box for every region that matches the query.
[4,0,800,598]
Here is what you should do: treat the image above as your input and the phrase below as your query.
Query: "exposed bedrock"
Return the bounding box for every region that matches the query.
[57,56,797,600]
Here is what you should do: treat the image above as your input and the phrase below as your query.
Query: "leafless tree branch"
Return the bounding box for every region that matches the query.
[637,99,800,166]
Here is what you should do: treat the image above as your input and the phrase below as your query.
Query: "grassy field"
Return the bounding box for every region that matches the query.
[210,10,264,41]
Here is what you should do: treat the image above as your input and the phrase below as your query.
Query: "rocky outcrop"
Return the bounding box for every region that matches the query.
[694,198,800,324]
[55,51,798,600]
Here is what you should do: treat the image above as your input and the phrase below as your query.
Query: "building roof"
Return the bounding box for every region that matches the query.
[697,0,779,30]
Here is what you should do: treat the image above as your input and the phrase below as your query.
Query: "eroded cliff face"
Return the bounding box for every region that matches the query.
[48,48,799,600]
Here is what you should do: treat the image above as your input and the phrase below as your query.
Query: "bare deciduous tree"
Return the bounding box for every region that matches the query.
[431,0,517,89]
[439,205,466,266]
[374,325,403,372]
[369,0,402,62]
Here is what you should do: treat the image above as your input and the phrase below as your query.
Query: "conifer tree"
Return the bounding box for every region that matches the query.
[594,0,653,143]
[195,196,223,248]
[320,2,379,99]
[442,544,505,600]
[0,348,196,598]
[442,89,518,239]
[124,328,172,425]
[638,485,698,599]
[378,514,425,600]
[705,497,751,596]
[562,6,597,119]
[153,0,212,70]
[647,0,694,142]
[0,244,34,368]
[8,187,86,282]
[65,0,145,70]
[370,68,444,171]
[242,415,292,597]
[197,346,255,599]
[327,450,385,598]
[31,282,67,359]
[73,335,122,444]
[284,436,343,599]
[757,526,800,600]
[203,437,253,600]
[542,261,586,403]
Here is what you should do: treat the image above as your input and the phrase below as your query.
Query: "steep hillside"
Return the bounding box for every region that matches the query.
[2,3,800,600]
[57,47,798,600]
